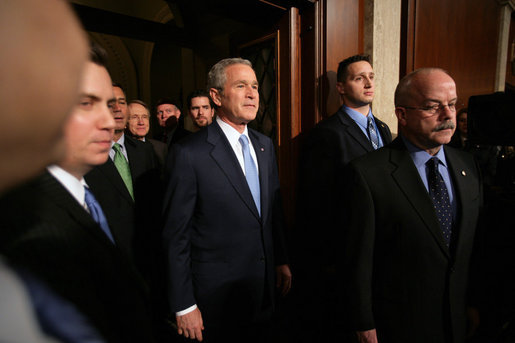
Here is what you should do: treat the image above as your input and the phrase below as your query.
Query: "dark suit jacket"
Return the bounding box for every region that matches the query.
[343,137,482,343]
[85,135,163,296]
[148,138,168,168]
[296,107,392,267]
[155,126,191,149]
[0,172,154,343]
[163,122,288,327]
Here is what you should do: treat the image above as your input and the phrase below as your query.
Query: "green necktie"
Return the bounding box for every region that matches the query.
[112,143,134,200]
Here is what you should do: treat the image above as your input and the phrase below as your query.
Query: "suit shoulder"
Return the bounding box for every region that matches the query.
[313,110,344,131]
[248,127,272,143]
[349,145,392,169]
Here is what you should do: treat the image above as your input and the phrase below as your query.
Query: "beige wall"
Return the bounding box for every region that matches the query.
[364,0,401,135]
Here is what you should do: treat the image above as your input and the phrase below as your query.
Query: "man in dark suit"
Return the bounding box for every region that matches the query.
[295,55,392,340]
[0,44,155,342]
[297,54,392,267]
[84,86,166,338]
[154,97,191,147]
[0,1,91,341]
[127,100,168,169]
[343,68,482,343]
[163,58,292,342]
[85,85,160,267]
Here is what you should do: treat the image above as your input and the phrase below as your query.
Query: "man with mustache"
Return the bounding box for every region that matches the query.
[163,58,291,343]
[186,89,215,131]
[342,68,482,343]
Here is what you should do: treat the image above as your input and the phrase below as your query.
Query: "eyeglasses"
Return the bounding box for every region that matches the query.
[400,103,456,115]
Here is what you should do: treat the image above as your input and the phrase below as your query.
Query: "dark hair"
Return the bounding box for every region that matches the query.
[187,89,214,109]
[89,41,108,67]
[337,55,371,82]
[112,82,125,95]
[155,97,180,111]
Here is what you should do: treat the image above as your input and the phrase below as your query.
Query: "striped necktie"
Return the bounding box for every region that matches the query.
[367,115,379,150]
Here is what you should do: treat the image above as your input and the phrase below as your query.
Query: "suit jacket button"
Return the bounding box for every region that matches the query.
[259,257,265,262]
[450,267,455,273]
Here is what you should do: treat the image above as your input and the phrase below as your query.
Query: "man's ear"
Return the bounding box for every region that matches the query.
[210,88,222,107]
[336,82,345,95]
[395,107,407,126]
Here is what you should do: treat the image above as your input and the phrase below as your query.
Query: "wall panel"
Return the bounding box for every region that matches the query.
[410,0,499,107]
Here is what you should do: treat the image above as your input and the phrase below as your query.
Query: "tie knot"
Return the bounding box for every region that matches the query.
[239,134,249,147]
[427,157,440,170]
[367,115,373,125]
[83,187,97,211]
[112,143,122,153]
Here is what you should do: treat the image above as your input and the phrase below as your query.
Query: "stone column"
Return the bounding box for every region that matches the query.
[364,0,402,135]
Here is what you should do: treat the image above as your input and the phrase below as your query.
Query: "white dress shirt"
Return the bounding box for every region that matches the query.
[47,165,88,211]
[216,116,259,176]
[109,134,129,163]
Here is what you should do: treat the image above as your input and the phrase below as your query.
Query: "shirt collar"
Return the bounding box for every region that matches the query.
[401,135,448,169]
[342,105,373,130]
[47,165,88,208]
[216,116,249,145]
[111,133,125,149]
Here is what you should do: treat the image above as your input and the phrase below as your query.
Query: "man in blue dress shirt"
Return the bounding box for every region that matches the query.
[342,68,482,343]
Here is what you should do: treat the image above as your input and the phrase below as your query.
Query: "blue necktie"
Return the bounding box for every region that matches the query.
[426,157,453,247]
[367,116,379,150]
[84,186,115,244]
[239,135,261,216]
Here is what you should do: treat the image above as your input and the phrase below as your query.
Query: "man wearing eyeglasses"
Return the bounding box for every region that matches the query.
[85,86,161,287]
[342,68,482,343]
[127,100,168,167]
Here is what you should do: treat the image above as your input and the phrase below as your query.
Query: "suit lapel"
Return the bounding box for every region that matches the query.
[388,139,451,258]
[444,146,480,258]
[207,123,261,220]
[125,136,141,179]
[96,158,133,203]
[39,173,117,248]
[249,130,268,220]
[337,109,374,152]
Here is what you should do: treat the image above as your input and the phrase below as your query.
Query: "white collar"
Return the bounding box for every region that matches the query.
[47,165,88,209]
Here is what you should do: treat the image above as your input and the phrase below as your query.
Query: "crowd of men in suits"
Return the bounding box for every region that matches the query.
[0,1,486,343]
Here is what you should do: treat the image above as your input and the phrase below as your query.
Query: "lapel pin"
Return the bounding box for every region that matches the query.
[461,170,466,176]
[260,147,265,152]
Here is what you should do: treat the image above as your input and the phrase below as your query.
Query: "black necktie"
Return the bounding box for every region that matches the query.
[426,157,453,247]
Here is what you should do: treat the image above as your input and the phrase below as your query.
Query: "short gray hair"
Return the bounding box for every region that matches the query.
[207,58,253,93]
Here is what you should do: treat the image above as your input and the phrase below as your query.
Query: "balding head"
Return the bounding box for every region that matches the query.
[394,68,458,155]
[0,0,88,192]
